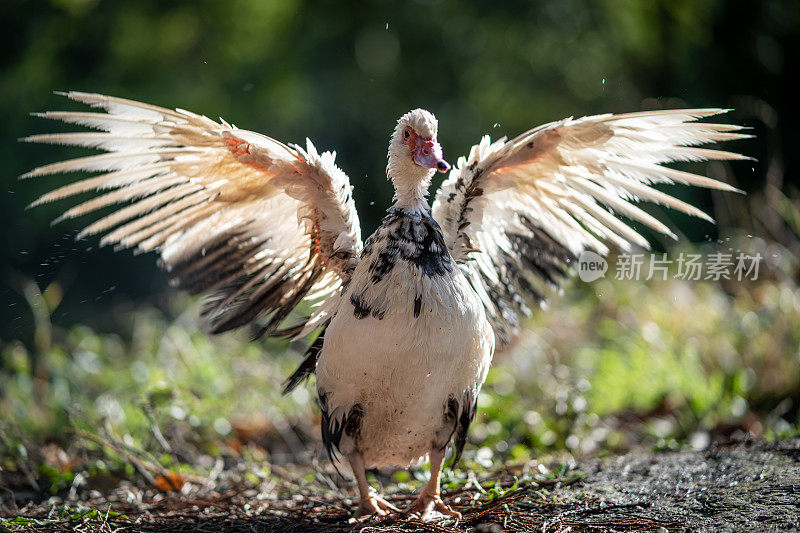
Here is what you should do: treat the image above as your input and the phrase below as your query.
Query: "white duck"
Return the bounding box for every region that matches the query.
[25,93,748,518]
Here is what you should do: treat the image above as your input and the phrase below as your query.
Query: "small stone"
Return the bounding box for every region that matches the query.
[473,523,504,533]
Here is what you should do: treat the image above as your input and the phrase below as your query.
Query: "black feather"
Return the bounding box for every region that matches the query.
[283,329,325,394]
[318,390,344,476]
[319,391,364,470]
[451,391,478,467]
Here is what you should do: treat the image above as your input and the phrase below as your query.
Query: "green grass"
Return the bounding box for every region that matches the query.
[1,234,799,496]
[0,505,128,530]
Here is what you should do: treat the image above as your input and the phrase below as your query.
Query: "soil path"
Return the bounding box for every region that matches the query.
[3,439,798,532]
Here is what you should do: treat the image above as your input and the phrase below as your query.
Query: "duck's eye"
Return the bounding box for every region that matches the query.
[403,129,410,139]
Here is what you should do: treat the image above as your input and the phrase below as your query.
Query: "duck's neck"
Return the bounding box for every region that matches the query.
[387,155,434,213]
[393,180,431,212]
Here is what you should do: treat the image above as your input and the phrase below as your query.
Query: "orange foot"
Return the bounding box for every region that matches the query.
[355,494,399,517]
[404,490,461,521]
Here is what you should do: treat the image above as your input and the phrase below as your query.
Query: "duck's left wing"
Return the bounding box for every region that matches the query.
[431,109,750,348]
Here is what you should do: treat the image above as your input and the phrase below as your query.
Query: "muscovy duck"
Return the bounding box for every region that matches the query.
[25,93,748,518]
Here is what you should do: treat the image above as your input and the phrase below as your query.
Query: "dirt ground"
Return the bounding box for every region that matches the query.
[2,439,798,532]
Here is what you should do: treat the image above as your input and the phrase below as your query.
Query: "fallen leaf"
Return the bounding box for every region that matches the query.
[153,472,185,492]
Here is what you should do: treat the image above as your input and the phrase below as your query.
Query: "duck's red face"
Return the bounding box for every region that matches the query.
[401,127,451,173]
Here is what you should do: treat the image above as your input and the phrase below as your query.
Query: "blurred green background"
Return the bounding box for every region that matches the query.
[1,0,799,494]
[2,0,797,338]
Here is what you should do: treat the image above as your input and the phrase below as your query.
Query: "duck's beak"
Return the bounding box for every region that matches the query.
[413,139,451,173]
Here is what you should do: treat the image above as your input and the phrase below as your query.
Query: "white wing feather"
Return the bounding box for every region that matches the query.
[25,92,362,337]
[432,109,750,347]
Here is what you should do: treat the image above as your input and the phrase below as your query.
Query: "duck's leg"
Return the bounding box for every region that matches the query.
[347,451,398,517]
[404,447,461,520]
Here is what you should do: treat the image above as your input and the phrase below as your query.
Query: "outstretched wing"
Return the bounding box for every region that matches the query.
[432,109,749,347]
[24,92,362,337]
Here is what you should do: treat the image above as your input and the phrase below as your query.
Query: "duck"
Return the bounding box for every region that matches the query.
[24,92,748,519]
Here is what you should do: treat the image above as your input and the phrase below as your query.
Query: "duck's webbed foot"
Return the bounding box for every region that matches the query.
[357,493,399,517]
[404,489,461,520]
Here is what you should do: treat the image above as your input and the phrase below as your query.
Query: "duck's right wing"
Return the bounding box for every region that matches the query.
[25,92,362,337]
